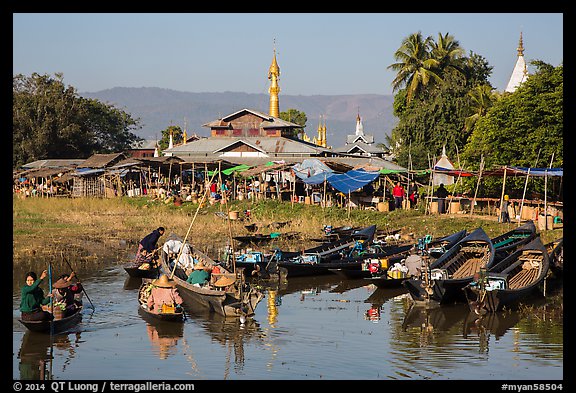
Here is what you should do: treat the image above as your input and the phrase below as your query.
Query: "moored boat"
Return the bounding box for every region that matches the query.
[463,236,550,315]
[277,225,378,277]
[427,229,467,259]
[545,237,563,278]
[491,221,537,262]
[403,227,496,305]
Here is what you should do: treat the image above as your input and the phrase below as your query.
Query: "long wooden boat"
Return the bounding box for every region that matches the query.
[427,229,467,259]
[545,237,563,278]
[123,262,161,279]
[491,221,537,262]
[463,236,550,315]
[160,247,264,318]
[232,231,300,246]
[403,227,496,305]
[19,305,83,334]
[277,225,378,277]
[137,280,185,322]
[327,244,413,279]
[232,250,287,280]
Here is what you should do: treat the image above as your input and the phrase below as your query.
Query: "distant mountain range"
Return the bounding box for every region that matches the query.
[80,87,398,148]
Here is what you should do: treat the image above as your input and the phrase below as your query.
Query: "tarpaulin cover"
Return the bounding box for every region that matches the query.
[302,171,333,185]
[292,158,333,180]
[510,167,563,177]
[326,170,381,194]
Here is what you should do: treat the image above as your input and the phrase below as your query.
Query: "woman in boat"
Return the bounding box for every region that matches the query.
[146,274,184,314]
[51,272,83,317]
[137,227,165,257]
[20,270,53,322]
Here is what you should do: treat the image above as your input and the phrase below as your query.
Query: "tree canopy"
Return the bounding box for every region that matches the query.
[13,73,142,168]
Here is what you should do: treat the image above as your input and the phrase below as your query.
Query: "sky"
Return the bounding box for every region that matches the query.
[13,13,564,96]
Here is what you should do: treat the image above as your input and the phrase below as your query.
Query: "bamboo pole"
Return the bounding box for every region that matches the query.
[544,153,554,230]
[425,153,433,215]
[470,154,484,217]
[498,167,508,222]
[518,149,541,226]
[170,171,218,279]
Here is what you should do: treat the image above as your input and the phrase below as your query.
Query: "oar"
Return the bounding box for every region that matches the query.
[48,260,55,379]
[61,251,95,310]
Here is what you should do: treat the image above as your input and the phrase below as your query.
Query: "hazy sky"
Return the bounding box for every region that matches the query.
[13,13,564,96]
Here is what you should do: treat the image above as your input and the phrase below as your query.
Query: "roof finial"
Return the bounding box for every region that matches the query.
[517,31,524,57]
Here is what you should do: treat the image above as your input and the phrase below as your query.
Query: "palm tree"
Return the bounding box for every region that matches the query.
[430,32,466,77]
[387,32,442,104]
[464,84,497,131]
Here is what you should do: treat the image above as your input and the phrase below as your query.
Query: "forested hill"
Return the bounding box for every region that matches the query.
[81,87,397,148]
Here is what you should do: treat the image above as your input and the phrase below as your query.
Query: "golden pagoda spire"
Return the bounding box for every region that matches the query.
[182,119,188,145]
[517,31,524,57]
[316,115,327,148]
[268,40,281,118]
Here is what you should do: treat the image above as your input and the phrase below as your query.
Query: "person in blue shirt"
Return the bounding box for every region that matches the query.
[20,270,53,322]
[137,227,165,257]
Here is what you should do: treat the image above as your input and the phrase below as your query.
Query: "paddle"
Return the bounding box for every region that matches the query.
[61,251,95,310]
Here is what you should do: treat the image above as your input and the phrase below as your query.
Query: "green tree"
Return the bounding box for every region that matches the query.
[279,108,307,138]
[463,61,563,170]
[464,84,499,132]
[13,73,141,168]
[158,125,183,151]
[388,32,441,104]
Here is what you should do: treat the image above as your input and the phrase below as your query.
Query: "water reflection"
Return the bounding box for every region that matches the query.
[144,321,184,360]
[185,308,264,376]
[402,302,468,332]
[463,310,522,352]
[17,331,82,380]
[364,287,409,323]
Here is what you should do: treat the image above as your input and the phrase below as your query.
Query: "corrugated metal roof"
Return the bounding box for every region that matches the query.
[21,159,84,170]
[165,136,330,156]
[78,153,127,168]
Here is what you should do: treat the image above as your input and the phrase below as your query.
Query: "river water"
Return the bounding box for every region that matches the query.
[12,259,563,382]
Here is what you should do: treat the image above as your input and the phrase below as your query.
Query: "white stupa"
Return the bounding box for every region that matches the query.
[505,32,528,93]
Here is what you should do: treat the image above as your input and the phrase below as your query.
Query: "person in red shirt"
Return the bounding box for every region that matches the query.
[392,182,405,210]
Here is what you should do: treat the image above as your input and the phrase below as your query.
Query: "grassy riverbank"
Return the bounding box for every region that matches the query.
[13,196,563,268]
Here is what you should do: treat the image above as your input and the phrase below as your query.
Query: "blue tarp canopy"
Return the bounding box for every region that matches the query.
[511,167,563,177]
[302,169,380,194]
[328,170,381,194]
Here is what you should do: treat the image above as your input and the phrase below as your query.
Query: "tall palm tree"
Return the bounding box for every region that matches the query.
[387,32,442,104]
[430,32,466,77]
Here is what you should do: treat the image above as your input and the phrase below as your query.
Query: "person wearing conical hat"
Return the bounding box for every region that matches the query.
[186,261,212,287]
[146,274,183,314]
[51,271,83,317]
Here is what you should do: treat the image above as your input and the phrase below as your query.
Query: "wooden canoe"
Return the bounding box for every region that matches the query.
[160,246,264,318]
[138,281,185,322]
[403,227,496,305]
[463,236,550,314]
[19,305,83,334]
